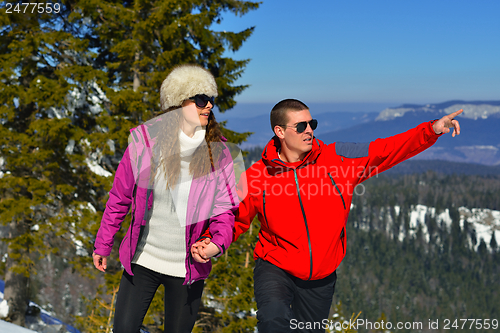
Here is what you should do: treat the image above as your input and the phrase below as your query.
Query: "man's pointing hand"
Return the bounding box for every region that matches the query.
[432,109,463,137]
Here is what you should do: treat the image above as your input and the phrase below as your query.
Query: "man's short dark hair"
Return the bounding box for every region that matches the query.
[270,99,309,133]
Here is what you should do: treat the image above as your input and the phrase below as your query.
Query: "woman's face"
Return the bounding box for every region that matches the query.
[181,99,213,134]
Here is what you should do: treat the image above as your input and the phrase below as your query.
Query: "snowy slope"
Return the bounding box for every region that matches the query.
[355,204,500,251]
[0,320,37,333]
[397,205,500,251]
[376,101,500,121]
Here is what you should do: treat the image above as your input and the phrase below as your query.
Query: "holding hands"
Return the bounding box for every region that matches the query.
[432,109,463,137]
[191,238,221,263]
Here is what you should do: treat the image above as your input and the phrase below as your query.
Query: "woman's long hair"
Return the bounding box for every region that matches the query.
[152,106,223,189]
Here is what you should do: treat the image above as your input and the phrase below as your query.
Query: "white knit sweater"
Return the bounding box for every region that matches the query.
[132,127,206,277]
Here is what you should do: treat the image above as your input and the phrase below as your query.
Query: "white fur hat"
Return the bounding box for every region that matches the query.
[160,64,218,110]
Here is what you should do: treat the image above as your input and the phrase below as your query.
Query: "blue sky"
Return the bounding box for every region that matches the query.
[215,0,500,108]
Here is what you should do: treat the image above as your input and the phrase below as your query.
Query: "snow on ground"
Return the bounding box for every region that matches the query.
[395,204,500,252]
[459,207,500,251]
[0,280,6,317]
[408,204,433,243]
[85,157,112,177]
[0,299,8,318]
[0,320,37,333]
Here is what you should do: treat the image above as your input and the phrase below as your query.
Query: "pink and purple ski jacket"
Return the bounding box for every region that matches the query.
[94,123,239,285]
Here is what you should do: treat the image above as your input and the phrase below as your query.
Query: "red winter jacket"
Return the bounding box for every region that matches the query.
[234,121,441,281]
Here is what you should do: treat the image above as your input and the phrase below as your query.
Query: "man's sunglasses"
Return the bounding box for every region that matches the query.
[280,119,318,133]
[189,94,215,108]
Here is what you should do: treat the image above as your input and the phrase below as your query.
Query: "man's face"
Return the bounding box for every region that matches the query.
[277,109,314,157]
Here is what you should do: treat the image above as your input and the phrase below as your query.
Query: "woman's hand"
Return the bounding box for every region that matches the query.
[92,252,108,272]
[191,238,221,263]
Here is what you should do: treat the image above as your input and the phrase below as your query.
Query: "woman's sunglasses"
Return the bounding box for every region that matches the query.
[189,94,215,108]
[281,119,318,133]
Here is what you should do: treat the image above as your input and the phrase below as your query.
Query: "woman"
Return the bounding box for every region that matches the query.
[92,64,238,333]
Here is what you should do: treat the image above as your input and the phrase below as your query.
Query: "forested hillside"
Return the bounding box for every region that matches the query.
[334,172,500,332]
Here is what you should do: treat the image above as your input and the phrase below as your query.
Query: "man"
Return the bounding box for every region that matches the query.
[193,99,462,332]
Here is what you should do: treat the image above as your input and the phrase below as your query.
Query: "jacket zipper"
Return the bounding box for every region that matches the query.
[128,184,138,256]
[187,254,193,287]
[328,173,346,210]
[340,227,345,254]
[262,191,269,229]
[327,173,347,255]
[187,220,196,287]
[293,169,313,280]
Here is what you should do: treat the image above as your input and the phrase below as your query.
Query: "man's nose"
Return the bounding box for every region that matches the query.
[304,122,313,133]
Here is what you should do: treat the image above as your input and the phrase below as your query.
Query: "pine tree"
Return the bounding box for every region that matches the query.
[490,233,498,253]
[0,2,108,326]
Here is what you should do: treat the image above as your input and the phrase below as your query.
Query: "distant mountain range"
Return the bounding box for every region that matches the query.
[375,100,500,121]
[228,100,500,166]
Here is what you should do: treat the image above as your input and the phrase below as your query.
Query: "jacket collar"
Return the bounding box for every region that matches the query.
[261,135,323,170]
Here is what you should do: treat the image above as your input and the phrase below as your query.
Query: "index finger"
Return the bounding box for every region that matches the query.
[448,109,463,118]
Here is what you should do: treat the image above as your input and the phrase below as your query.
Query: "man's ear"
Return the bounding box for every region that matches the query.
[274,125,285,139]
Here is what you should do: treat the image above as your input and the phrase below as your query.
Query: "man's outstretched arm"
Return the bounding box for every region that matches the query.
[351,109,464,182]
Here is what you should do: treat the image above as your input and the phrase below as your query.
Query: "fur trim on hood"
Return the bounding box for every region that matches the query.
[160,64,218,110]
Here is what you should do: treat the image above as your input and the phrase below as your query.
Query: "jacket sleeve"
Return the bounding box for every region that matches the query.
[233,169,257,242]
[199,165,256,246]
[204,149,239,256]
[357,120,441,182]
[94,147,135,257]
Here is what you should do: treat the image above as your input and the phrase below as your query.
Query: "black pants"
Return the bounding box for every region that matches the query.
[254,259,337,333]
[113,264,204,333]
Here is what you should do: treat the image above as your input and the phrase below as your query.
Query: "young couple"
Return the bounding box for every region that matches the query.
[93,64,462,333]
